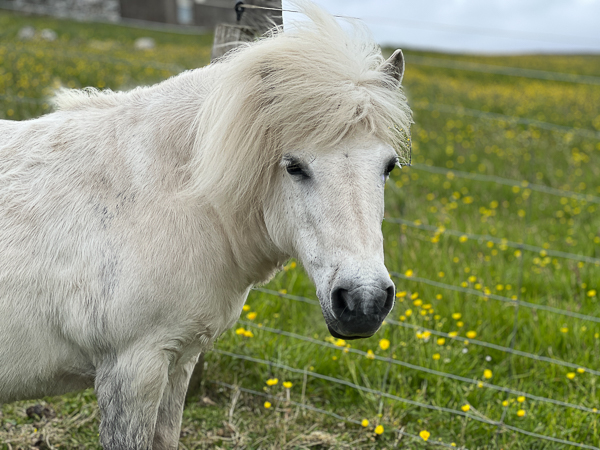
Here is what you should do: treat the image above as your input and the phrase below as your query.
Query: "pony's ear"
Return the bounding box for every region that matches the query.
[381,49,405,84]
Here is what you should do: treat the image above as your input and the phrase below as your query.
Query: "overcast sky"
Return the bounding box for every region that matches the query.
[282,0,600,54]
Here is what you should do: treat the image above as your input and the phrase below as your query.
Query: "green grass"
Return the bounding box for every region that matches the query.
[1,8,600,450]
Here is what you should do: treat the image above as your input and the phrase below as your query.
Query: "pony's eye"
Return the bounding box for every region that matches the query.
[286,164,308,178]
[384,159,398,177]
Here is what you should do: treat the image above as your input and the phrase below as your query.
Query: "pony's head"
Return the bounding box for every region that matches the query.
[265,132,402,339]
[188,1,412,339]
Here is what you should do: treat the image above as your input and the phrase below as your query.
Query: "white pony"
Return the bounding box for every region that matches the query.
[0,1,411,448]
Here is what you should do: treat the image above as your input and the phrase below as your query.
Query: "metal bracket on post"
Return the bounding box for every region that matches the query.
[235,1,245,22]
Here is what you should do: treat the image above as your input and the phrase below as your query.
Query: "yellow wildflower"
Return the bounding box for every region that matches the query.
[461,404,470,412]
[235,327,246,335]
[264,401,272,409]
[379,339,390,350]
[437,338,445,345]
[483,369,492,379]
[366,350,375,359]
[517,409,526,417]
[419,430,430,441]
[466,331,477,339]
[247,312,257,320]
[361,419,369,427]
[266,378,278,386]
[374,425,384,435]
[242,305,250,311]
[283,381,293,389]
[567,372,576,380]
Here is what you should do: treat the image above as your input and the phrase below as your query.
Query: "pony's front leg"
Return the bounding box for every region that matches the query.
[95,349,169,450]
[152,355,200,450]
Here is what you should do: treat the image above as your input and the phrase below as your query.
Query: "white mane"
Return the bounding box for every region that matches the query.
[183,0,412,208]
[51,1,412,211]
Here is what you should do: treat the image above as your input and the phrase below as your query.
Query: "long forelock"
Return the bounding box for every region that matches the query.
[182,0,412,212]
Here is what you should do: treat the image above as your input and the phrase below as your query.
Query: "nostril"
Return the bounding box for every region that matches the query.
[383,285,395,313]
[331,287,354,320]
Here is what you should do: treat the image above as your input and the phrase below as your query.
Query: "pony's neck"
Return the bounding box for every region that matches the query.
[212,202,287,288]
[149,67,286,287]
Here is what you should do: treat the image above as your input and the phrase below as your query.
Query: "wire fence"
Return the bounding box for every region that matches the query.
[385,217,600,265]
[212,349,600,450]
[254,287,600,377]
[1,5,599,447]
[211,380,462,449]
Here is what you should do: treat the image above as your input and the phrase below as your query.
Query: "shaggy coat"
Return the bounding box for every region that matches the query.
[0,2,411,448]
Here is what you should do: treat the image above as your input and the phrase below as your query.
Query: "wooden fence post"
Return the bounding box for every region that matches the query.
[211,0,283,60]
[185,0,282,403]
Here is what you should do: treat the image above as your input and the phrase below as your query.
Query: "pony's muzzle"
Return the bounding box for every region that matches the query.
[328,281,395,339]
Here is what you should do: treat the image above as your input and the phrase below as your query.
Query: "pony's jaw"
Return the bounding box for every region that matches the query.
[264,137,397,340]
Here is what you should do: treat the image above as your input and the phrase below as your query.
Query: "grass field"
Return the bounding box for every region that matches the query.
[1,8,600,450]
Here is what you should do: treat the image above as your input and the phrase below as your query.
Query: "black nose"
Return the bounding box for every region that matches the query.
[330,283,394,337]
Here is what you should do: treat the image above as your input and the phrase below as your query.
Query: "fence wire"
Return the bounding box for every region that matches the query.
[254,287,600,377]
[385,217,600,265]
[408,55,600,86]
[410,163,600,205]
[212,349,600,450]
[391,272,600,324]
[237,320,599,416]
[211,380,463,449]
[414,102,600,140]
